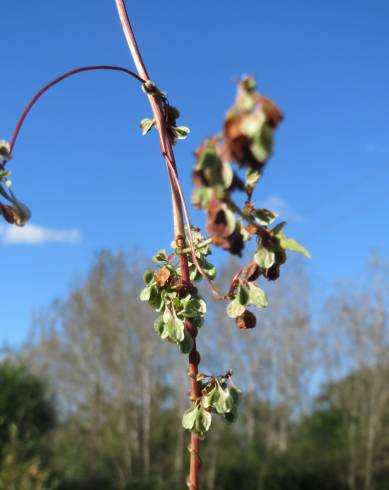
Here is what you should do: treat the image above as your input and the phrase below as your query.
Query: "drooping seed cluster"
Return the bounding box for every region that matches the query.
[0,140,31,227]
[140,76,310,441]
[191,76,310,329]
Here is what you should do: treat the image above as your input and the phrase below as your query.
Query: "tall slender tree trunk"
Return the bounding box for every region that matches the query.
[363,410,377,490]
[347,420,356,490]
[141,343,152,476]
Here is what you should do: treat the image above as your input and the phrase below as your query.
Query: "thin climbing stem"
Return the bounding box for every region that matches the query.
[114,2,202,488]
[9,65,144,153]
[115,0,184,238]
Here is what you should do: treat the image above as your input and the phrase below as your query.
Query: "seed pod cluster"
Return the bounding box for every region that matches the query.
[0,140,31,227]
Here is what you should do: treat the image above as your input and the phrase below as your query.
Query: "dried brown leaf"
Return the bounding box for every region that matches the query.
[154,267,171,287]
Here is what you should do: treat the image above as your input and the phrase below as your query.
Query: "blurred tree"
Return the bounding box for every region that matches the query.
[22,251,187,489]
[200,257,313,489]
[0,361,55,454]
[0,424,57,490]
[320,256,389,490]
[0,361,56,489]
[13,252,389,490]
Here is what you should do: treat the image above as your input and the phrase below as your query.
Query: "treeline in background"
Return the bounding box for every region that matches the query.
[1,251,388,490]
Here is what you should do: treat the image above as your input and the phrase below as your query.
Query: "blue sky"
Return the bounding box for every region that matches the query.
[1,0,388,345]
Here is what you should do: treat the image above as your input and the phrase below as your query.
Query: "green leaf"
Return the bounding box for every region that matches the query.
[224,207,237,235]
[189,263,201,282]
[191,315,204,329]
[277,231,311,258]
[254,246,275,269]
[246,168,261,189]
[166,315,185,343]
[196,146,234,191]
[139,118,155,135]
[248,282,268,308]
[271,221,287,235]
[179,329,193,354]
[196,146,220,171]
[172,126,190,139]
[182,405,212,438]
[223,392,234,413]
[221,162,234,189]
[153,249,168,263]
[191,187,213,209]
[216,390,233,414]
[200,258,216,280]
[250,123,273,162]
[149,286,164,311]
[254,208,277,225]
[236,91,256,112]
[226,299,245,319]
[194,407,212,435]
[162,306,173,322]
[241,111,266,138]
[237,284,250,306]
[143,270,154,285]
[182,406,198,430]
[203,385,220,409]
[229,385,241,405]
[154,316,166,337]
[203,166,222,189]
[182,297,206,318]
[140,286,152,301]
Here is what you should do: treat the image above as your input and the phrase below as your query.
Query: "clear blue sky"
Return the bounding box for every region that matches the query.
[1,0,388,345]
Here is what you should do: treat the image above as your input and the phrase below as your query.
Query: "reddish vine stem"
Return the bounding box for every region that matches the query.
[9,65,144,153]
[114,1,202,488]
[114,0,183,237]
